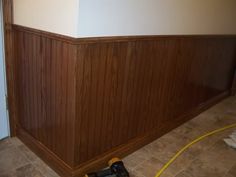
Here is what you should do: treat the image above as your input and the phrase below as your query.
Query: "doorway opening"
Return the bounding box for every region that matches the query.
[0,0,9,140]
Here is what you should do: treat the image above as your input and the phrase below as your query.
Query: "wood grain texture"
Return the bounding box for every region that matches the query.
[14,29,77,167]
[12,25,236,176]
[74,38,236,166]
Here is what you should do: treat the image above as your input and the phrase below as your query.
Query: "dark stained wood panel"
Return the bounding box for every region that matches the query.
[74,38,236,166]
[12,24,236,176]
[14,30,77,167]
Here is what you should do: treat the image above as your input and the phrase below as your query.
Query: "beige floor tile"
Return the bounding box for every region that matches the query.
[134,157,166,177]
[144,132,190,164]
[0,164,45,177]
[9,137,24,147]
[18,144,39,162]
[32,158,59,177]
[0,171,14,177]
[183,158,227,177]
[0,138,13,152]
[227,164,236,177]
[172,121,202,140]
[123,154,146,170]
[0,146,29,173]
[190,113,234,133]
[13,164,45,177]
[123,148,153,170]
[164,152,196,176]
[175,170,195,177]
[224,174,235,177]
[128,169,145,177]
[197,140,236,171]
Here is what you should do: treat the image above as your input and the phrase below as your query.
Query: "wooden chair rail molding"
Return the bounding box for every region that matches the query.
[11,23,236,177]
[13,24,236,44]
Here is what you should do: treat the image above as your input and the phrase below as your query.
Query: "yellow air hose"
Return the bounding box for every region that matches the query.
[155,123,236,177]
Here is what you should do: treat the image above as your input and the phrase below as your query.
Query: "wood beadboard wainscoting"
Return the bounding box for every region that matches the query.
[13,25,236,177]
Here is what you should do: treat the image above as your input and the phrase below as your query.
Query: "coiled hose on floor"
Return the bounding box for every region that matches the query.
[155,123,236,177]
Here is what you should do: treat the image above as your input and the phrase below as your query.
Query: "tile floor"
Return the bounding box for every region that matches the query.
[0,96,236,177]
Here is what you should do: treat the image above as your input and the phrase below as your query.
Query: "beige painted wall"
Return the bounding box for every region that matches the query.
[13,0,80,37]
[78,0,236,37]
[13,0,236,37]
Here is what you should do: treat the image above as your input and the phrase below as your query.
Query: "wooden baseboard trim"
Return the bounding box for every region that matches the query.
[17,126,73,177]
[17,91,229,177]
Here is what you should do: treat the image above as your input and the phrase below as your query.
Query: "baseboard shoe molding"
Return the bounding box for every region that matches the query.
[16,91,229,177]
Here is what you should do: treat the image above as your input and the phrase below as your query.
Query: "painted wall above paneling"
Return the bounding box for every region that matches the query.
[78,0,236,37]
[13,0,80,37]
[13,0,236,37]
